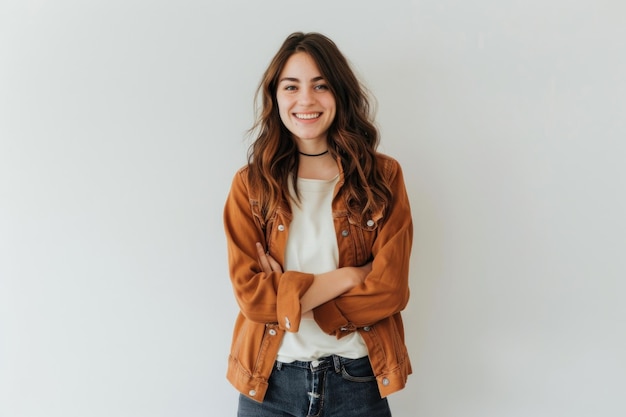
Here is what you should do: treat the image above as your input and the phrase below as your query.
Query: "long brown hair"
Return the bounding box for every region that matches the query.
[248,32,392,223]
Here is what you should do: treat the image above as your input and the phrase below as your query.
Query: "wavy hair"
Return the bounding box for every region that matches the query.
[247,32,392,224]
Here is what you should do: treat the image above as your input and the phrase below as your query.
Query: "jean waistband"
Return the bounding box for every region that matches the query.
[275,354,368,372]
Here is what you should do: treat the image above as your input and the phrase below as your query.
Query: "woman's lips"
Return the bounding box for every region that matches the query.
[294,112,321,120]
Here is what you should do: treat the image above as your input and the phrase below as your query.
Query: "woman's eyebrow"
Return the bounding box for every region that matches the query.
[278,76,325,83]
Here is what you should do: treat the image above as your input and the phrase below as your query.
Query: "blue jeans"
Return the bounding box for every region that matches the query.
[237,355,392,417]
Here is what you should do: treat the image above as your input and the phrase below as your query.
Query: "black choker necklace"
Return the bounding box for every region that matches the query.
[299,150,329,157]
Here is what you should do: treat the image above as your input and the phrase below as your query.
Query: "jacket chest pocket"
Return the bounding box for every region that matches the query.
[343,213,380,265]
[264,209,290,256]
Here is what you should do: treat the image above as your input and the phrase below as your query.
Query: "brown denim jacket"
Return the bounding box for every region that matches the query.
[223,153,413,402]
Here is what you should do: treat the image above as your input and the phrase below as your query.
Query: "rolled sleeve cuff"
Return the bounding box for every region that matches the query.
[276,271,315,333]
[313,301,354,338]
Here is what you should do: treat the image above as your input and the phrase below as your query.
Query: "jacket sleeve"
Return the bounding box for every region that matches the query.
[313,158,413,337]
[223,168,315,332]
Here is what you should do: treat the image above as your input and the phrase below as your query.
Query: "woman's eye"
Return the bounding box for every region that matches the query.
[284,85,297,91]
[314,84,329,91]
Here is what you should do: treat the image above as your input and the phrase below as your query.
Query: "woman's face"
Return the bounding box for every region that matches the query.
[276,52,336,149]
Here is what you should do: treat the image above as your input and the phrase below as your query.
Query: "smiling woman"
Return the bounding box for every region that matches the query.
[223,32,413,417]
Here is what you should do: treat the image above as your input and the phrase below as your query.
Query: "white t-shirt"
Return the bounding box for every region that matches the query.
[276,175,368,363]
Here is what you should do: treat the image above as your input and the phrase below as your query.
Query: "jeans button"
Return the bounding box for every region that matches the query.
[311,360,320,368]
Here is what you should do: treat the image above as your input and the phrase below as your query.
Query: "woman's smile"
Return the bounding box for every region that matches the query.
[294,112,322,120]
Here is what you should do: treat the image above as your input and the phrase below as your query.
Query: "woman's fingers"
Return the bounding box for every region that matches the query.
[256,242,283,273]
[256,242,272,273]
[267,254,283,273]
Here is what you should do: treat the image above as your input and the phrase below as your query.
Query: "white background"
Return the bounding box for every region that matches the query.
[1,1,625,416]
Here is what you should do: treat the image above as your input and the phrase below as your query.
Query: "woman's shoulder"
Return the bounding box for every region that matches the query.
[375,152,399,165]
[228,164,253,194]
[231,164,251,182]
[234,164,250,177]
[375,152,404,179]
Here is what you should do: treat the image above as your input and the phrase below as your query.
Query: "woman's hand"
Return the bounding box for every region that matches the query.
[256,242,283,274]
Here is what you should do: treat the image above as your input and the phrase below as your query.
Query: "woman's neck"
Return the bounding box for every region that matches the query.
[297,153,339,180]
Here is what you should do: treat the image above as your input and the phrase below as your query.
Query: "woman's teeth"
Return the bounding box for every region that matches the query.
[295,113,320,120]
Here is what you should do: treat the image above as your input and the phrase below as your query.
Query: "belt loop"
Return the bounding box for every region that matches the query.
[332,355,342,373]
[276,361,283,371]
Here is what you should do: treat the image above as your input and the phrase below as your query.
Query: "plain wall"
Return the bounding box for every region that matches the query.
[1,1,625,416]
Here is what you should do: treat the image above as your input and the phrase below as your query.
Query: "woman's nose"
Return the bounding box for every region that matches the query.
[297,87,315,104]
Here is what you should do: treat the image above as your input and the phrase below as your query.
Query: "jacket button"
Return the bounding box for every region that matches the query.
[277,224,285,231]
[341,230,349,237]
[366,219,375,227]
[269,329,277,336]
[249,389,256,396]
[363,326,371,332]
[382,378,390,386]
[284,316,291,330]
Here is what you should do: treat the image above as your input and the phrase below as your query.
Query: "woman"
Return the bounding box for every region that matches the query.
[224,32,413,417]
